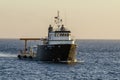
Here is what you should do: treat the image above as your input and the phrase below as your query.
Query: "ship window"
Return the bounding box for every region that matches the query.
[60,33,64,36]
[60,34,62,36]
[64,34,65,36]
[66,34,68,36]
[65,34,67,36]
[62,33,66,36]
[62,33,64,36]
[67,34,69,36]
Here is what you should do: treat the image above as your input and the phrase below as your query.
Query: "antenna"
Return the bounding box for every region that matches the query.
[64,10,67,26]
[57,11,59,18]
[54,11,63,28]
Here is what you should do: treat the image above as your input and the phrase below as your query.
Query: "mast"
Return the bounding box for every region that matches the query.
[57,11,59,18]
[54,11,62,28]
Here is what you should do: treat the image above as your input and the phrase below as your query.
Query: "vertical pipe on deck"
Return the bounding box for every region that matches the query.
[24,40,27,54]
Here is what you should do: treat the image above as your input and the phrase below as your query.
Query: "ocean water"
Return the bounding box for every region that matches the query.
[0,39,120,80]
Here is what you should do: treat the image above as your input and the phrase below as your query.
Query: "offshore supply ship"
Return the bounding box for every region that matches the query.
[18,11,77,62]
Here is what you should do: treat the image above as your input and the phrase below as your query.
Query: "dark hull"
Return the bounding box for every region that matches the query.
[36,44,76,62]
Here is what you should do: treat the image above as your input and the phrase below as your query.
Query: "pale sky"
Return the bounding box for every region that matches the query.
[0,0,120,39]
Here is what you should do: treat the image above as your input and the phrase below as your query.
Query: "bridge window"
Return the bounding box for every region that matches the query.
[64,33,67,36]
[66,34,69,36]
[54,33,70,37]
[60,33,62,36]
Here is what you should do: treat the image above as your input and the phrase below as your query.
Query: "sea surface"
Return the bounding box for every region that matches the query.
[0,39,120,80]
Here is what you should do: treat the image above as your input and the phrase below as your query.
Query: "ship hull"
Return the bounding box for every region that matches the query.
[36,44,76,62]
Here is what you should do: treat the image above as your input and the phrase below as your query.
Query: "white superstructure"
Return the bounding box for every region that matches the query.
[48,11,75,45]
